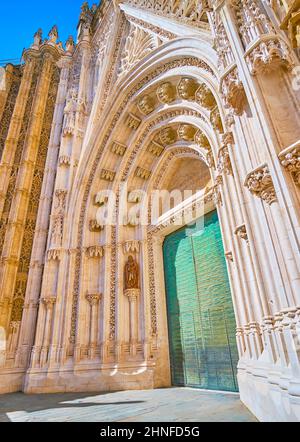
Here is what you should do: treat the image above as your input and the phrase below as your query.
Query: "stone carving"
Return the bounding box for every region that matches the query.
[128,189,144,203]
[47,248,61,261]
[111,141,127,156]
[89,220,104,232]
[32,29,43,49]
[62,88,78,136]
[195,83,216,110]
[126,113,141,130]
[58,155,71,166]
[124,255,139,290]
[135,166,151,180]
[94,192,108,206]
[210,105,224,133]
[85,293,101,306]
[177,124,197,141]
[65,35,75,55]
[51,189,67,247]
[218,145,232,175]
[279,142,300,186]
[245,164,277,205]
[123,240,140,254]
[120,24,157,76]
[137,94,155,115]
[160,126,177,145]
[126,0,212,29]
[235,224,249,244]
[213,15,235,71]
[245,38,294,75]
[195,130,210,149]
[225,251,234,262]
[157,82,176,104]
[220,67,247,116]
[85,246,104,258]
[42,296,56,309]
[147,140,164,156]
[47,25,59,45]
[100,169,116,182]
[177,77,198,100]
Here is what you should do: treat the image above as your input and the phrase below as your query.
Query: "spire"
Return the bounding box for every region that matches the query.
[32,28,43,49]
[48,25,59,45]
[65,35,75,55]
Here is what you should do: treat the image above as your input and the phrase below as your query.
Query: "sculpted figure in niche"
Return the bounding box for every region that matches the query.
[124,255,139,290]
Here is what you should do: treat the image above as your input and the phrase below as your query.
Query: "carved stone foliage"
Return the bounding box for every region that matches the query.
[218,145,232,175]
[213,14,235,71]
[220,67,247,116]
[279,142,300,186]
[85,245,104,258]
[125,0,212,29]
[245,164,277,205]
[231,0,294,74]
[119,24,158,77]
[245,37,294,75]
[210,105,224,133]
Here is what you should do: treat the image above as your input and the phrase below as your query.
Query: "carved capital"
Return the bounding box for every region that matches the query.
[42,296,56,309]
[279,141,300,186]
[85,245,104,258]
[245,164,277,205]
[245,36,294,75]
[86,293,102,306]
[123,240,140,254]
[124,288,140,302]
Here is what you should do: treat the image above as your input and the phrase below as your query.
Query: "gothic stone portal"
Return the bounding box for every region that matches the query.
[163,210,239,392]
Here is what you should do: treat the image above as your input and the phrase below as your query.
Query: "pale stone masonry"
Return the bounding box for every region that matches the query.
[0,0,299,422]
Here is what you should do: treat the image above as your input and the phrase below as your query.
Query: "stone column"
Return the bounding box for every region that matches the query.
[124,288,139,355]
[39,297,56,366]
[15,55,71,368]
[86,293,102,359]
[0,54,37,218]
[0,51,56,331]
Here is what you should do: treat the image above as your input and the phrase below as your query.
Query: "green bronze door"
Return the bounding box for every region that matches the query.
[163,210,239,392]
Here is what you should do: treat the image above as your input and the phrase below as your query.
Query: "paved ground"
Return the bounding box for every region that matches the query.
[0,388,257,422]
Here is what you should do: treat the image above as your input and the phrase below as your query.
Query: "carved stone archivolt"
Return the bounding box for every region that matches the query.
[245,164,277,205]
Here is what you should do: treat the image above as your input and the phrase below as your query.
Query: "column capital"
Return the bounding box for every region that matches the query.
[86,293,102,306]
[245,164,277,205]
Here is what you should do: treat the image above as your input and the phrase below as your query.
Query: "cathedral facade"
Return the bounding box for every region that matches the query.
[0,0,300,422]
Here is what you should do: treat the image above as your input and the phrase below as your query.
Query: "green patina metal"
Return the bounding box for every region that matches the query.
[163,209,239,392]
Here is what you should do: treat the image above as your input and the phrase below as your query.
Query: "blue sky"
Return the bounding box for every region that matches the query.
[0,1,97,63]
